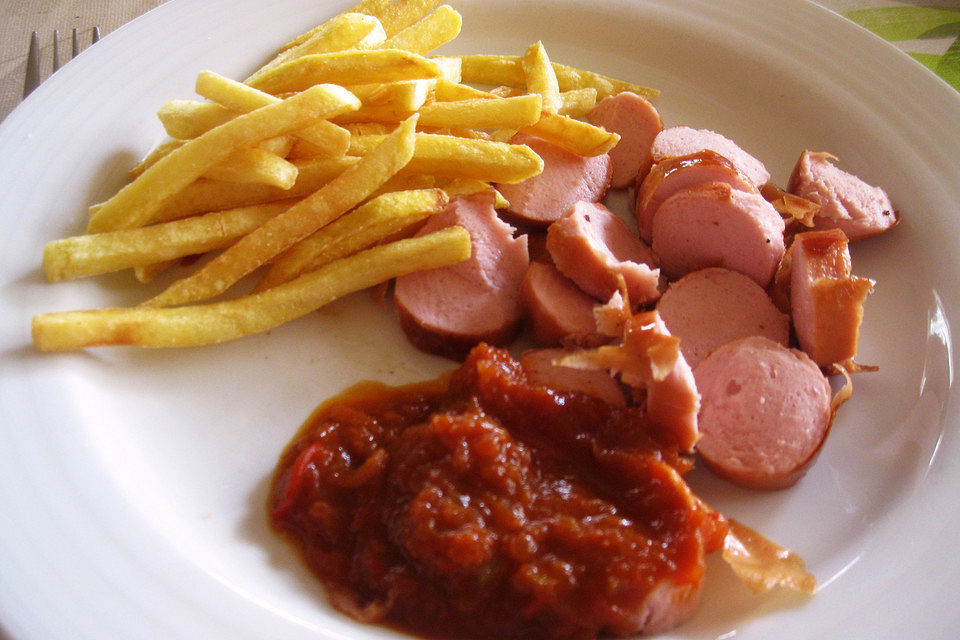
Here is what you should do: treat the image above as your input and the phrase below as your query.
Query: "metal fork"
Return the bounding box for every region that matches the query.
[23,27,101,98]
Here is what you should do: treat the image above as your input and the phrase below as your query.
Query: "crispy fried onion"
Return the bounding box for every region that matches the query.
[723,518,817,594]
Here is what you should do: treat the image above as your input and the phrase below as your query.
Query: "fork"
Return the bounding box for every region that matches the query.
[23,27,101,98]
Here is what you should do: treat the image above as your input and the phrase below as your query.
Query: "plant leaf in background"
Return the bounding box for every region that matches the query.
[844,5,960,91]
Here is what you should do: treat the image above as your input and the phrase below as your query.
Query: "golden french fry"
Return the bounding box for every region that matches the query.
[333,79,434,124]
[32,226,471,351]
[157,100,235,139]
[128,140,185,180]
[256,134,297,157]
[432,79,490,102]
[43,201,296,282]
[520,111,620,156]
[247,49,446,95]
[194,71,351,156]
[522,41,561,114]
[438,178,510,209]
[203,148,299,189]
[88,85,361,234]
[378,5,461,55]
[417,94,542,129]
[147,156,361,224]
[350,132,544,184]
[144,115,419,307]
[557,87,598,117]
[458,54,659,99]
[245,13,386,84]
[279,0,393,52]
[376,0,443,37]
[257,188,448,290]
[133,261,177,284]
[429,55,462,82]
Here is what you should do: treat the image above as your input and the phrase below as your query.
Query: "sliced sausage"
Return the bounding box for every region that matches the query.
[586,91,663,188]
[520,348,627,407]
[521,261,598,347]
[790,229,875,368]
[651,126,771,187]
[394,192,529,359]
[635,150,757,243]
[496,133,613,226]
[651,181,785,288]
[693,336,833,490]
[657,268,790,369]
[547,201,661,306]
[787,150,898,241]
[643,312,700,454]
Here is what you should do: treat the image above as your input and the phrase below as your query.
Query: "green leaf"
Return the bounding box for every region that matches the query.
[844,6,960,41]
[933,36,960,90]
[908,51,943,72]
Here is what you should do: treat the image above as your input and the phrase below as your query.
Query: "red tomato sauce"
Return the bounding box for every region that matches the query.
[270,345,726,639]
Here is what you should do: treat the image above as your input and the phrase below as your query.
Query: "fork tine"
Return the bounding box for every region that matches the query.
[23,31,40,98]
[92,26,101,44]
[52,29,61,72]
[72,28,79,59]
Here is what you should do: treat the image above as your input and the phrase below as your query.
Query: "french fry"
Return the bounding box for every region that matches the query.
[376,0,443,37]
[147,156,361,224]
[458,54,659,99]
[256,188,448,290]
[157,100,235,139]
[203,148,299,189]
[43,201,296,282]
[378,5,462,55]
[557,87,598,117]
[32,226,471,351]
[128,140,185,180]
[144,115,419,307]
[416,94,543,129]
[247,49,446,95]
[333,79,434,124]
[350,132,543,184]
[522,41,561,114]
[429,55,462,82]
[245,13,387,85]
[521,111,620,156]
[88,84,361,234]
[194,71,352,156]
[279,0,393,52]
[438,178,510,209]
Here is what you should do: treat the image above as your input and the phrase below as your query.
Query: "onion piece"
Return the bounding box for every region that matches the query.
[722,518,816,594]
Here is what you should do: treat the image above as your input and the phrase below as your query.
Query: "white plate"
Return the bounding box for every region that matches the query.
[1,0,958,638]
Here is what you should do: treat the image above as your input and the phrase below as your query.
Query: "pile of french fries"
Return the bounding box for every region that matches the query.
[32,0,657,351]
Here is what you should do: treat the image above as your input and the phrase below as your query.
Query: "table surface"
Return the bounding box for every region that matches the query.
[0,0,957,122]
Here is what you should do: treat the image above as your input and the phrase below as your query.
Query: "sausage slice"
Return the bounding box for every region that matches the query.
[496,133,613,226]
[635,150,757,243]
[520,261,598,347]
[651,181,785,287]
[586,91,663,188]
[788,150,898,241]
[693,336,833,490]
[657,267,790,369]
[394,192,529,359]
[789,229,875,369]
[520,348,627,406]
[651,126,771,187]
[547,201,661,306]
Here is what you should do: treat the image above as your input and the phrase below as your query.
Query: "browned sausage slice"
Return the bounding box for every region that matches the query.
[651,181,785,287]
[520,261,598,347]
[496,133,613,226]
[635,150,757,243]
[651,126,770,187]
[789,229,875,369]
[586,91,663,188]
[520,348,627,406]
[693,336,833,489]
[547,201,661,305]
[394,192,529,359]
[788,150,898,241]
[657,267,790,369]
